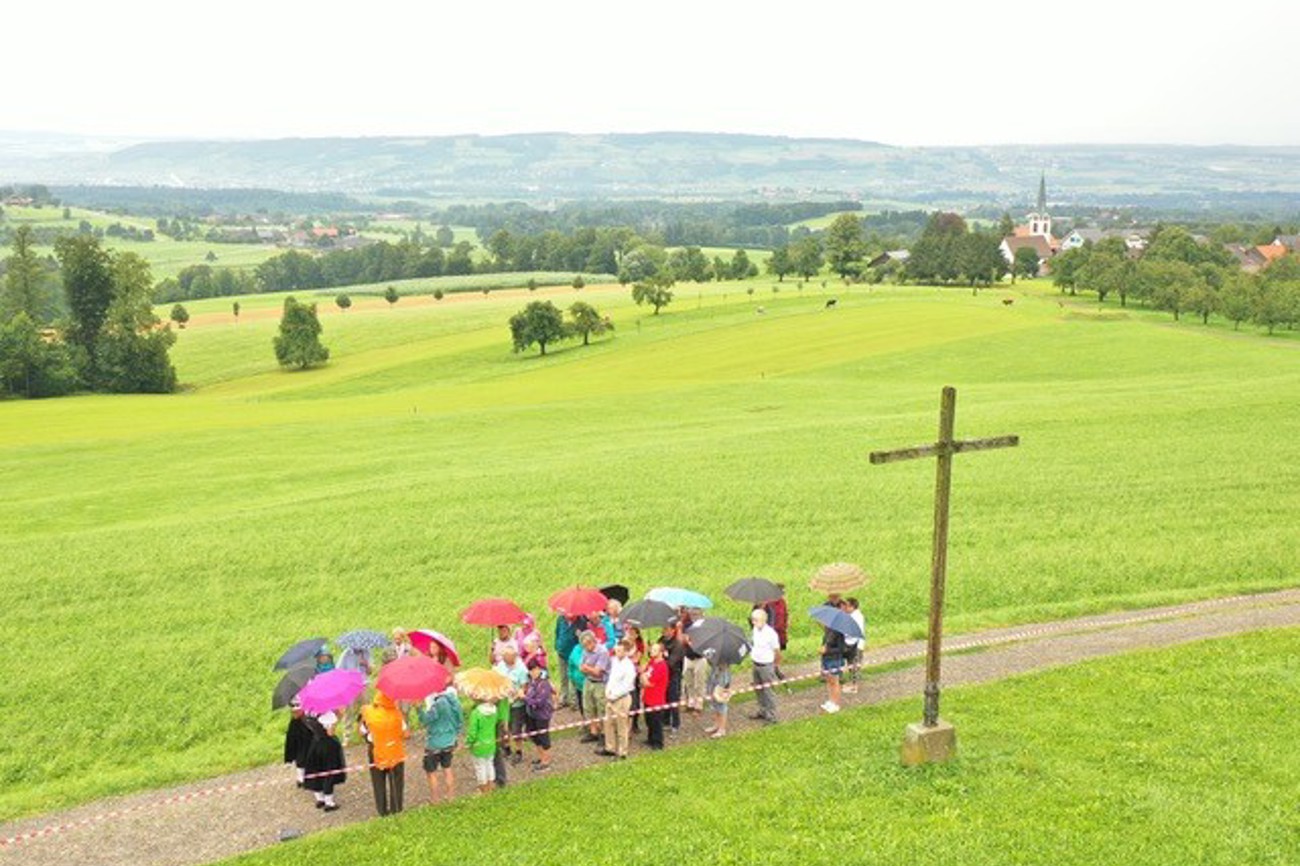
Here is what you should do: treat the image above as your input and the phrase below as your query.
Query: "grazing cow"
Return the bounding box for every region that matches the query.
[825,298,838,309]
[1002,298,1014,306]
[755,306,766,314]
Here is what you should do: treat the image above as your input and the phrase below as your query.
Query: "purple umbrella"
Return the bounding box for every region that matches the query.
[297,668,366,714]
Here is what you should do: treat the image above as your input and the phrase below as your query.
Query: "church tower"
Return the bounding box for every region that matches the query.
[1027,173,1051,239]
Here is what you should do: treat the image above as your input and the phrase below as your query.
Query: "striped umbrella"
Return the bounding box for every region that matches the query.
[809,562,867,595]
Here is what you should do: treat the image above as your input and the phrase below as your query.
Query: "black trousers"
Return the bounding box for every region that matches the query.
[630,687,642,732]
[646,707,665,749]
[666,674,682,729]
[369,763,404,816]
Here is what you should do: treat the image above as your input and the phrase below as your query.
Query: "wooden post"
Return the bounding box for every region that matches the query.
[870,386,1018,763]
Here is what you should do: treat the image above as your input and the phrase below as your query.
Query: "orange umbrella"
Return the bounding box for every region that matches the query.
[454,667,514,702]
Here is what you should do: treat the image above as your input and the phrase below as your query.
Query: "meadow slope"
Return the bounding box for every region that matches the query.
[1,280,1297,819]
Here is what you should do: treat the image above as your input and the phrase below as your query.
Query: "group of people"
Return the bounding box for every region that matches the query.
[282,590,866,817]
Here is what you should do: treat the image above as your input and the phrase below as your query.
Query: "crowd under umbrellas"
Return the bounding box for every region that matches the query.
[271,564,869,817]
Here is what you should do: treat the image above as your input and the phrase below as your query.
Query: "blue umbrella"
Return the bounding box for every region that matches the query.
[646,586,714,610]
[809,605,863,639]
[336,629,391,652]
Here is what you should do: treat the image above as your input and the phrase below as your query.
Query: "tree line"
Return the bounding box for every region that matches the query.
[1052,225,1300,333]
[0,229,177,398]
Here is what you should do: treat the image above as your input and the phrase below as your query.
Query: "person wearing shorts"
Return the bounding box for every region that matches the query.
[819,625,847,713]
[417,686,462,803]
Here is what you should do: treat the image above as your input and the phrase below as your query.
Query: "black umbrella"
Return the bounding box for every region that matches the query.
[724,577,783,604]
[809,604,864,639]
[271,663,315,711]
[686,618,751,666]
[336,629,391,652]
[619,598,675,629]
[600,584,630,605]
[273,637,329,671]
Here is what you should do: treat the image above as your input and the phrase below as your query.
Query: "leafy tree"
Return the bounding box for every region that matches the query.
[54,235,115,356]
[1185,281,1219,325]
[905,213,967,284]
[3,225,53,322]
[445,241,474,275]
[668,246,711,283]
[998,212,1015,237]
[0,313,80,398]
[631,272,675,315]
[1013,246,1041,281]
[435,225,455,247]
[568,301,612,346]
[957,232,1008,289]
[618,244,666,285]
[1251,281,1298,335]
[273,297,330,369]
[94,252,177,393]
[1218,273,1256,330]
[527,278,538,292]
[433,288,445,300]
[335,293,352,311]
[572,275,585,290]
[823,214,868,279]
[790,236,823,279]
[232,300,241,320]
[170,304,190,328]
[1051,246,1089,295]
[729,249,758,280]
[509,300,567,356]
[384,285,399,306]
[767,245,792,281]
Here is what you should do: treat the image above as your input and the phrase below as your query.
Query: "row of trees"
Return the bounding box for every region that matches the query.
[1053,226,1300,332]
[901,213,1009,288]
[0,231,177,398]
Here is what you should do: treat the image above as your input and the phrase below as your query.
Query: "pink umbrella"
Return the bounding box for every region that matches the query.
[297,668,366,715]
[409,629,461,667]
[376,655,452,701]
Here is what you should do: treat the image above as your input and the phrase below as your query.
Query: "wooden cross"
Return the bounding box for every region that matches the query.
[870,386,1018,728]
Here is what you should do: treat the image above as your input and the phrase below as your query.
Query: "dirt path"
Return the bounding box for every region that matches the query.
[4,588,1298,866]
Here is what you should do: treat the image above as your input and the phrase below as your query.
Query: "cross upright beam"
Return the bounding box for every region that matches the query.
[871,386,1018,743]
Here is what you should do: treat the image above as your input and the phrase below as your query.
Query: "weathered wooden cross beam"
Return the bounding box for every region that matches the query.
[870,386,1018,763]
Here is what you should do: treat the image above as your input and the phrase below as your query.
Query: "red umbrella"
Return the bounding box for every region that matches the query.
[548,586,608,617]
[409,629,461,667]
[376,655,451,701]
[460,597,527,627]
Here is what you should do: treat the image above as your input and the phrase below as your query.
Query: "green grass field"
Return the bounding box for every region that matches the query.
[2,279,1298,819]
[224,628,1300,866]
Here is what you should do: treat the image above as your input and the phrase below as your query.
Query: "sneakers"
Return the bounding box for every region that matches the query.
[821,701,841,714]
[703,726,718,735]
[322,803,339,812]
[533,763,552,772]
[579,733,600,743]
[594,748,618,757]
[709,730,726,739]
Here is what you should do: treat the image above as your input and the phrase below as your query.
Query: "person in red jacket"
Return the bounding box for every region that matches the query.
[640,641,670,750]
[762,588,789,651]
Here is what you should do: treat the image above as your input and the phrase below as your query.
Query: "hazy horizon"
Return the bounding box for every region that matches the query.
[6,0,1298,148]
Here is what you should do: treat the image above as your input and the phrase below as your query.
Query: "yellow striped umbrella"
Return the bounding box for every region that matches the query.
[809,562,868,594]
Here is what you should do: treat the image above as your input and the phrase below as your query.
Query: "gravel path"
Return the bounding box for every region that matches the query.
[4,587,1298,866]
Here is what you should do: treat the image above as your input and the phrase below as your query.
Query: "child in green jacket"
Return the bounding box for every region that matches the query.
[465,701,498,794]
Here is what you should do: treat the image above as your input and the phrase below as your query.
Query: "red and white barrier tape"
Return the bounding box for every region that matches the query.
[3,591,1274,849]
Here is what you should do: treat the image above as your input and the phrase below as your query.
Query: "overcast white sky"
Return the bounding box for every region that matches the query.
[5,0,1296,145]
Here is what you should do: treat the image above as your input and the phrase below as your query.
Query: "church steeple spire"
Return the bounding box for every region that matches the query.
[1037,173,1047,215]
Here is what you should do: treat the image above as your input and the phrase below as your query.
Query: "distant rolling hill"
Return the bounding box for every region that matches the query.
[3,131,1300,209]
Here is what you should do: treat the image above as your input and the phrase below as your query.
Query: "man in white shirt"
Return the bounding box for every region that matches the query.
[597,639,638,759]
[749,609,782,723]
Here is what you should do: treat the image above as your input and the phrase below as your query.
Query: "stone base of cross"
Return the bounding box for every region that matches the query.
[870,386,1019,766]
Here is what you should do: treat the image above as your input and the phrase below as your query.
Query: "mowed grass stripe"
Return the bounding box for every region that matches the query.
[1,284,1297,818]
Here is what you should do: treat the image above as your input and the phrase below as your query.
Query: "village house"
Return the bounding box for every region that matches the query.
[999,174,1058,274]
[1059,227,1150,252]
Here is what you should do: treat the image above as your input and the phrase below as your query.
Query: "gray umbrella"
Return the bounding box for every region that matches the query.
[271,663,315,711]
[273,637,329,671]
[336,629,391,652]
[724,577,784,604]
[619,599,676,628]
[686,618,751,666]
